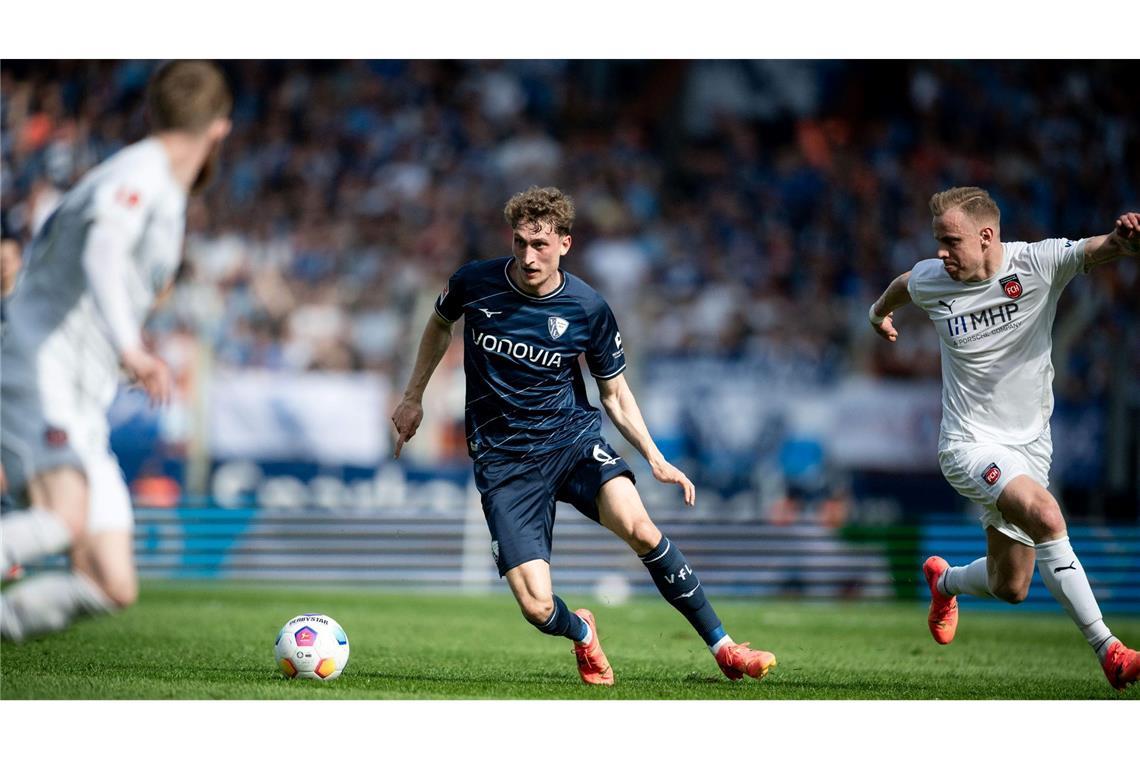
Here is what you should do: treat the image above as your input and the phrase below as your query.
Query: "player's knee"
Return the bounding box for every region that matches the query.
[1035,504,1067,540]
[991,577,1030,604]
[518,594,554,626]
[99,575,138,609]
[1021,491,1066,540]
[628,519,662,555]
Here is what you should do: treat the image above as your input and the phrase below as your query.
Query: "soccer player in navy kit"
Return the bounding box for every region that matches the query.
[391,186,775,685]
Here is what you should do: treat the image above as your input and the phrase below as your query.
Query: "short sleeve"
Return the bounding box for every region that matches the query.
[905,259,940,312]
[585,301,626,379]
[434,265,469,323]
[1029,237,1086,290]
[85,177,151,242]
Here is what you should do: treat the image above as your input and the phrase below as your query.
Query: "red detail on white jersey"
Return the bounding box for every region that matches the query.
[115,187,141,208]
[44,426,69,448]
[999,274,1022,299]
[983,463,1002,486]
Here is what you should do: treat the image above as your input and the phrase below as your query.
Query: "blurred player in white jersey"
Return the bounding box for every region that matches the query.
[868,187,1140,691]
[0,61,232,641]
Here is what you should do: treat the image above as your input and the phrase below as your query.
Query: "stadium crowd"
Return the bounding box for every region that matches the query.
[2,60,1137,513]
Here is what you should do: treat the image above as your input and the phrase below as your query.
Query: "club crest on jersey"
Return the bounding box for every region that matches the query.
[999,274,1023,300]
[548,316,569,340]
[982,463,1002,486]
[592,444,622,467]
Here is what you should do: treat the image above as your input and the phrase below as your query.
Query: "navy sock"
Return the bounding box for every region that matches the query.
[533,594,589,642]
[640,536,725,647]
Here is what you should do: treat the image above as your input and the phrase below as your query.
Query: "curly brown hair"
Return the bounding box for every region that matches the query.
[503,186,575,236]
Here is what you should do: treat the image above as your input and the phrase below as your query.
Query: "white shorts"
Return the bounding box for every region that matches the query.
[938,427,1052,547]
[1,350,133,534]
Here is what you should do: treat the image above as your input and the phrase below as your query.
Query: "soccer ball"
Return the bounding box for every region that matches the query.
[274,613,350,681]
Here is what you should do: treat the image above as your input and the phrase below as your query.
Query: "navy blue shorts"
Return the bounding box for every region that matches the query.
[473,437,635,576]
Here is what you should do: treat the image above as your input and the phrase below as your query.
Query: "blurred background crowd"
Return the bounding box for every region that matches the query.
[2,60,1138,522]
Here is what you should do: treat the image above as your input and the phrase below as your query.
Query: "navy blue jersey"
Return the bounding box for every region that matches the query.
[435,257,626,460]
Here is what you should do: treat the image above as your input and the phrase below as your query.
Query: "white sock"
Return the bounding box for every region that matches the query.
[940,557,993,598]
[0,571,113,642]
[1,509,73,567]
[709,634,734,655]
[1035,536,1116,662]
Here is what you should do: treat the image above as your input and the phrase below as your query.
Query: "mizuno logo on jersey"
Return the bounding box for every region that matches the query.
[479,308,503,318]
[471,330,563,368]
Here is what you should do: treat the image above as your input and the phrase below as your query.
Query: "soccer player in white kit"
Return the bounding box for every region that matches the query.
[0,61,232,642]
[868,187,1140,691]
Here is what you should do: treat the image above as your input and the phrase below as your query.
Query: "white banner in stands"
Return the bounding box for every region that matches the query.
[209,370,390,464]
[824,378,943,471]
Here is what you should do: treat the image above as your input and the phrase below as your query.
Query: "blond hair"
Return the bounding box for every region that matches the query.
[146,60,232,133]
[929,186,1001,231]
[503,186,575,236]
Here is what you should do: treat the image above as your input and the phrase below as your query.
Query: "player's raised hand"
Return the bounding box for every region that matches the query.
[390,397,424,459]
[872,313,899,342]
[121,347,173,406]
[1114,211,1140,253]
[651,460,696,507]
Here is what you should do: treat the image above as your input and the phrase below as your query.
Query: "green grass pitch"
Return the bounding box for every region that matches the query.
[1,583,1137,700]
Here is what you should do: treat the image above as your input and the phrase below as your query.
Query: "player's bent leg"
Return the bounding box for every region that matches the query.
[70,529,138,609]
[504,559,611,685]
[595,475,661,555]
[998,476,1123,679]
[984,526,1036,604]
[26,466,90,540]
[504,559,556,626]
[0,467,89,570]
[596,477,775,681]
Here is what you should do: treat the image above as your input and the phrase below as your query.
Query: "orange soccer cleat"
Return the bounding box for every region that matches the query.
[715,642,777,681]
[923,556,958,645]
[572,608,614,686]
[1102,640,1140,692]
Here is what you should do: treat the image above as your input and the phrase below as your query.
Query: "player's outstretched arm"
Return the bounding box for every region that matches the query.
[596,373,695,507]
[82,220,172,406]
[1081,211,1140,271]
[391,312,454,459]
[868,271,913,343]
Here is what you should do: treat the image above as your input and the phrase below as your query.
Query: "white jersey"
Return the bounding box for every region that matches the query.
[1,137,187,409]
[907,237,1086,446]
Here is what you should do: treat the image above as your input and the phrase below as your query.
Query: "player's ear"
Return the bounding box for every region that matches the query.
[208,117,232,142]
[560,234,571,256]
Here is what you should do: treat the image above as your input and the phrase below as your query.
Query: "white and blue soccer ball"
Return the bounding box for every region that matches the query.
[274,613,350,681]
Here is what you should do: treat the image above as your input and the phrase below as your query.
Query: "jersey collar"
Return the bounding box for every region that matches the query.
[503,259,567,301]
